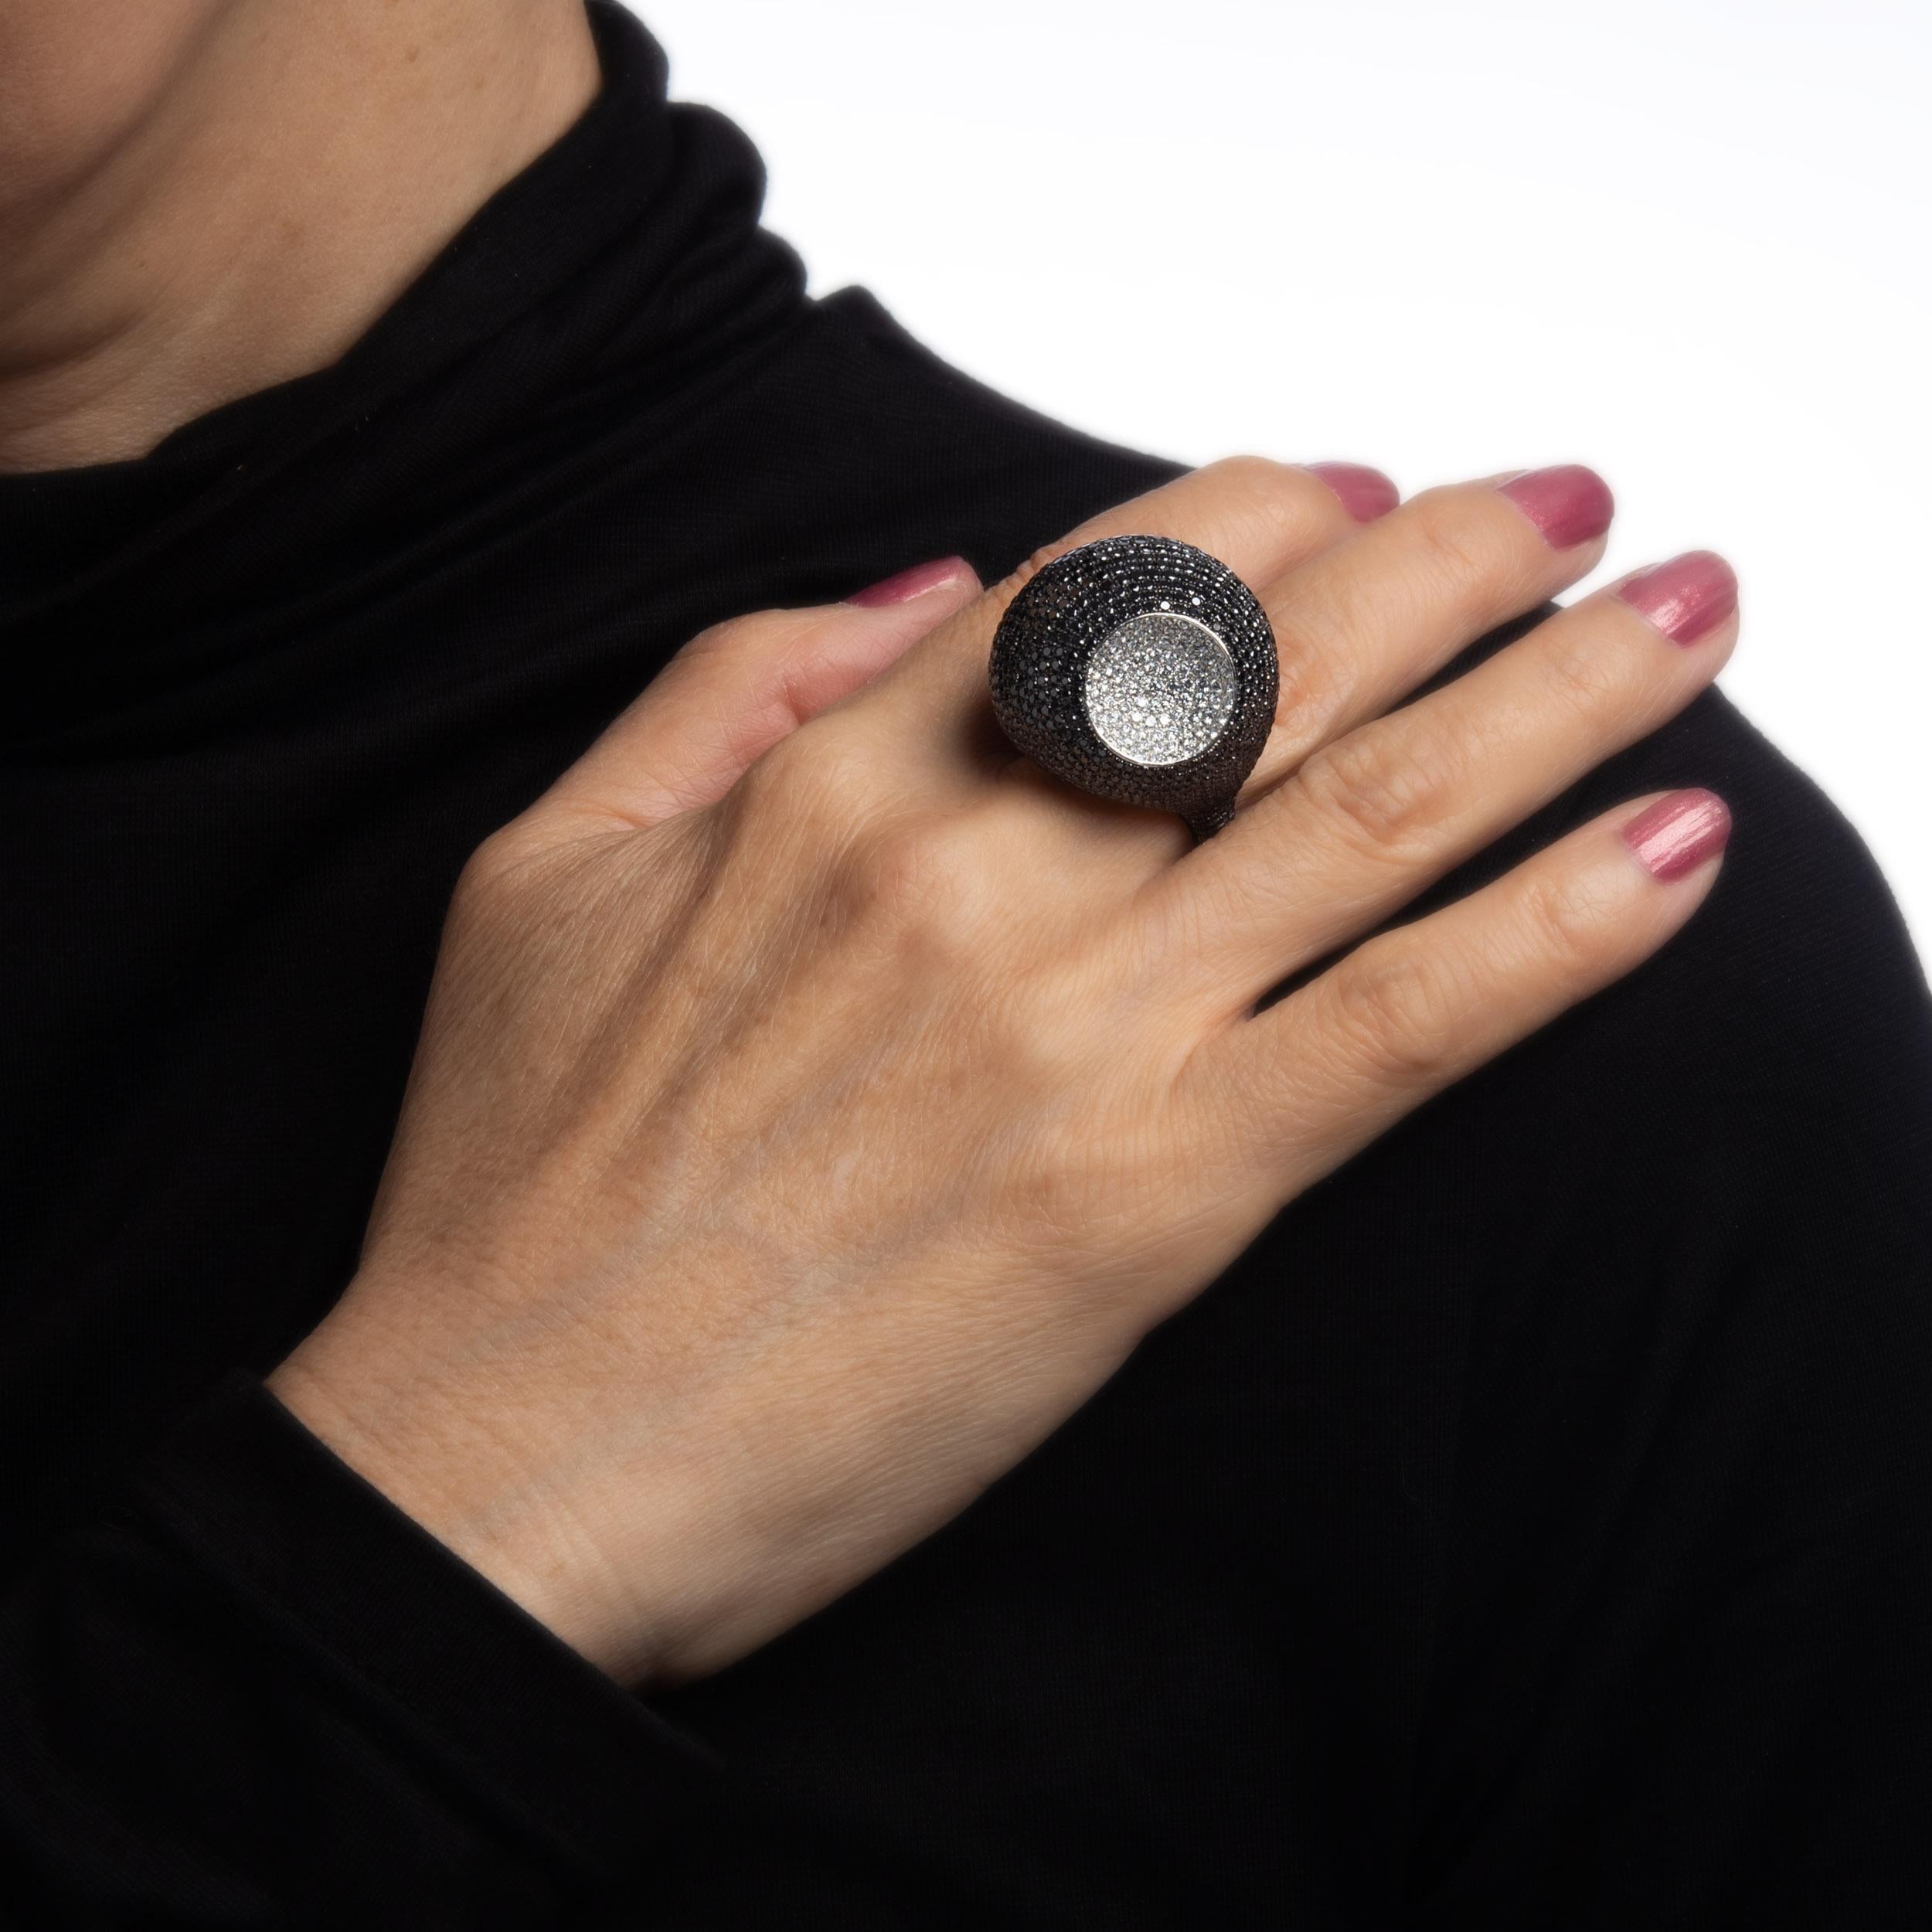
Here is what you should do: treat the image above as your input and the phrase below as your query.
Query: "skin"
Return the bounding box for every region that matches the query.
[5,4,1738,1689]
[274,458,1738,1685]
[0,0,598,471]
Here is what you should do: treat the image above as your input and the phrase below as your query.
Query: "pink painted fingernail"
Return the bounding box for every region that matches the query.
[1497,464,1615,549]
[1306,461,1400,524]
[1615,549,1738,647]
[846,556,972,607]
[1621,788,1732,881]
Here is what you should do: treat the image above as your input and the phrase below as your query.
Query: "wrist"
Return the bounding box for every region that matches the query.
[267,1318,655,1682]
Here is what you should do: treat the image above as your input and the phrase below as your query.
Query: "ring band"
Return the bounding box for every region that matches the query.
[988,536,1277,840]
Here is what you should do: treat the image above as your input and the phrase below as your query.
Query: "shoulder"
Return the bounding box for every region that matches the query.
[738,285,1932,1106]
[709,287,1184,585]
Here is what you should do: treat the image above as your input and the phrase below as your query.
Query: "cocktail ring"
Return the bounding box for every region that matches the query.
[988,535,1277,840]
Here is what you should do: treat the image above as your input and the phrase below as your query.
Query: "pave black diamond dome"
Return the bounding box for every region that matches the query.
[988,535,1277,838]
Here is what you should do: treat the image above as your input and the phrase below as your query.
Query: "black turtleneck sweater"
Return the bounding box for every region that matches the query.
[3,6,1930,1927]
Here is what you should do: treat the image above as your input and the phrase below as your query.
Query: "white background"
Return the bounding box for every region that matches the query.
[634,0,1930,949]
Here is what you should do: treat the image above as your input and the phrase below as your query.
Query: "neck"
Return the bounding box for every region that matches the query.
[0,0,600,474]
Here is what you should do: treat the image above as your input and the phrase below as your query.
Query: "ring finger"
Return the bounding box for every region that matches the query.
[1237,463,1618,801]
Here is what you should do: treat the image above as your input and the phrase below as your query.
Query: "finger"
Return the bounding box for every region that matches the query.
[1151,549,1740,1012]
[1238,463,1617,799]
[522,562,980,841]
[1186,788,1732,1201]
[861,457,1396,751]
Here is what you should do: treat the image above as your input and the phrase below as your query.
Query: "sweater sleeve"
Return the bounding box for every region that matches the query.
[0,1372,719,1927]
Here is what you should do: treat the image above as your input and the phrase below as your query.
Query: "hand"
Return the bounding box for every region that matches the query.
[270,459,1736,1686]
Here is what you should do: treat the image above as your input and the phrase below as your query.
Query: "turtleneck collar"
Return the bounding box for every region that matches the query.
[2,2,807,730]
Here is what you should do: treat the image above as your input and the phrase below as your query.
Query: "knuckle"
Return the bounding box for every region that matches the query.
[1263,661,1332,760]
[991,978,1088,1096]
[1294,720,1455,869]
[1262,601,1351,750]
[453,826,531,911]
[1203,453,1288,492]
[691,607,811,665]
[1200,454,1322,551]
[997,536,1079,613]
[728,729,802,825]
[1403,488,1510,620]
[1001,1124,1091,1250]
[838,809,1002,959]
[1521,866,1620,978]
[996,1015,1159,1243]
[1009,1114,1124,1251]
[1325,944,1462,1087]
[1540,612,1633,718]
[445,824,585,957]
[734,716,867,828]
[993,455,1320,621]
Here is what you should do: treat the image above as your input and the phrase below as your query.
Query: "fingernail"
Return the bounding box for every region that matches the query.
[1497,464,1615,549]
[1621,788,1732,882]
[845,556,972,607]
[1615,549,1738,647]
[1305,461,1400,524]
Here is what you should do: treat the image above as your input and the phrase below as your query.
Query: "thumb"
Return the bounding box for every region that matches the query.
[530,558,979,837]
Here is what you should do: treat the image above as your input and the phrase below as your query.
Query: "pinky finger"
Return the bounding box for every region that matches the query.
[1197,787,1732,1196]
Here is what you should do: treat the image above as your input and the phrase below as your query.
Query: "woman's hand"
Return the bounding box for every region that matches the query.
[269,458,1737,1687]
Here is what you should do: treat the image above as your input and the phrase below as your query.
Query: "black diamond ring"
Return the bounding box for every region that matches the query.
[988,535,1277,840]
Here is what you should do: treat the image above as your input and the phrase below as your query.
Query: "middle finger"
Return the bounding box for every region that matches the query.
[1240,462,1617,798]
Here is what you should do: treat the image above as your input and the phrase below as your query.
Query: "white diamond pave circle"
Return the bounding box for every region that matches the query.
[987,533,1278,840]
[1082,611,1238,767]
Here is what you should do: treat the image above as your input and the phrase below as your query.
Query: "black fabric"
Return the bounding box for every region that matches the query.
[2,4,1928,1925]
